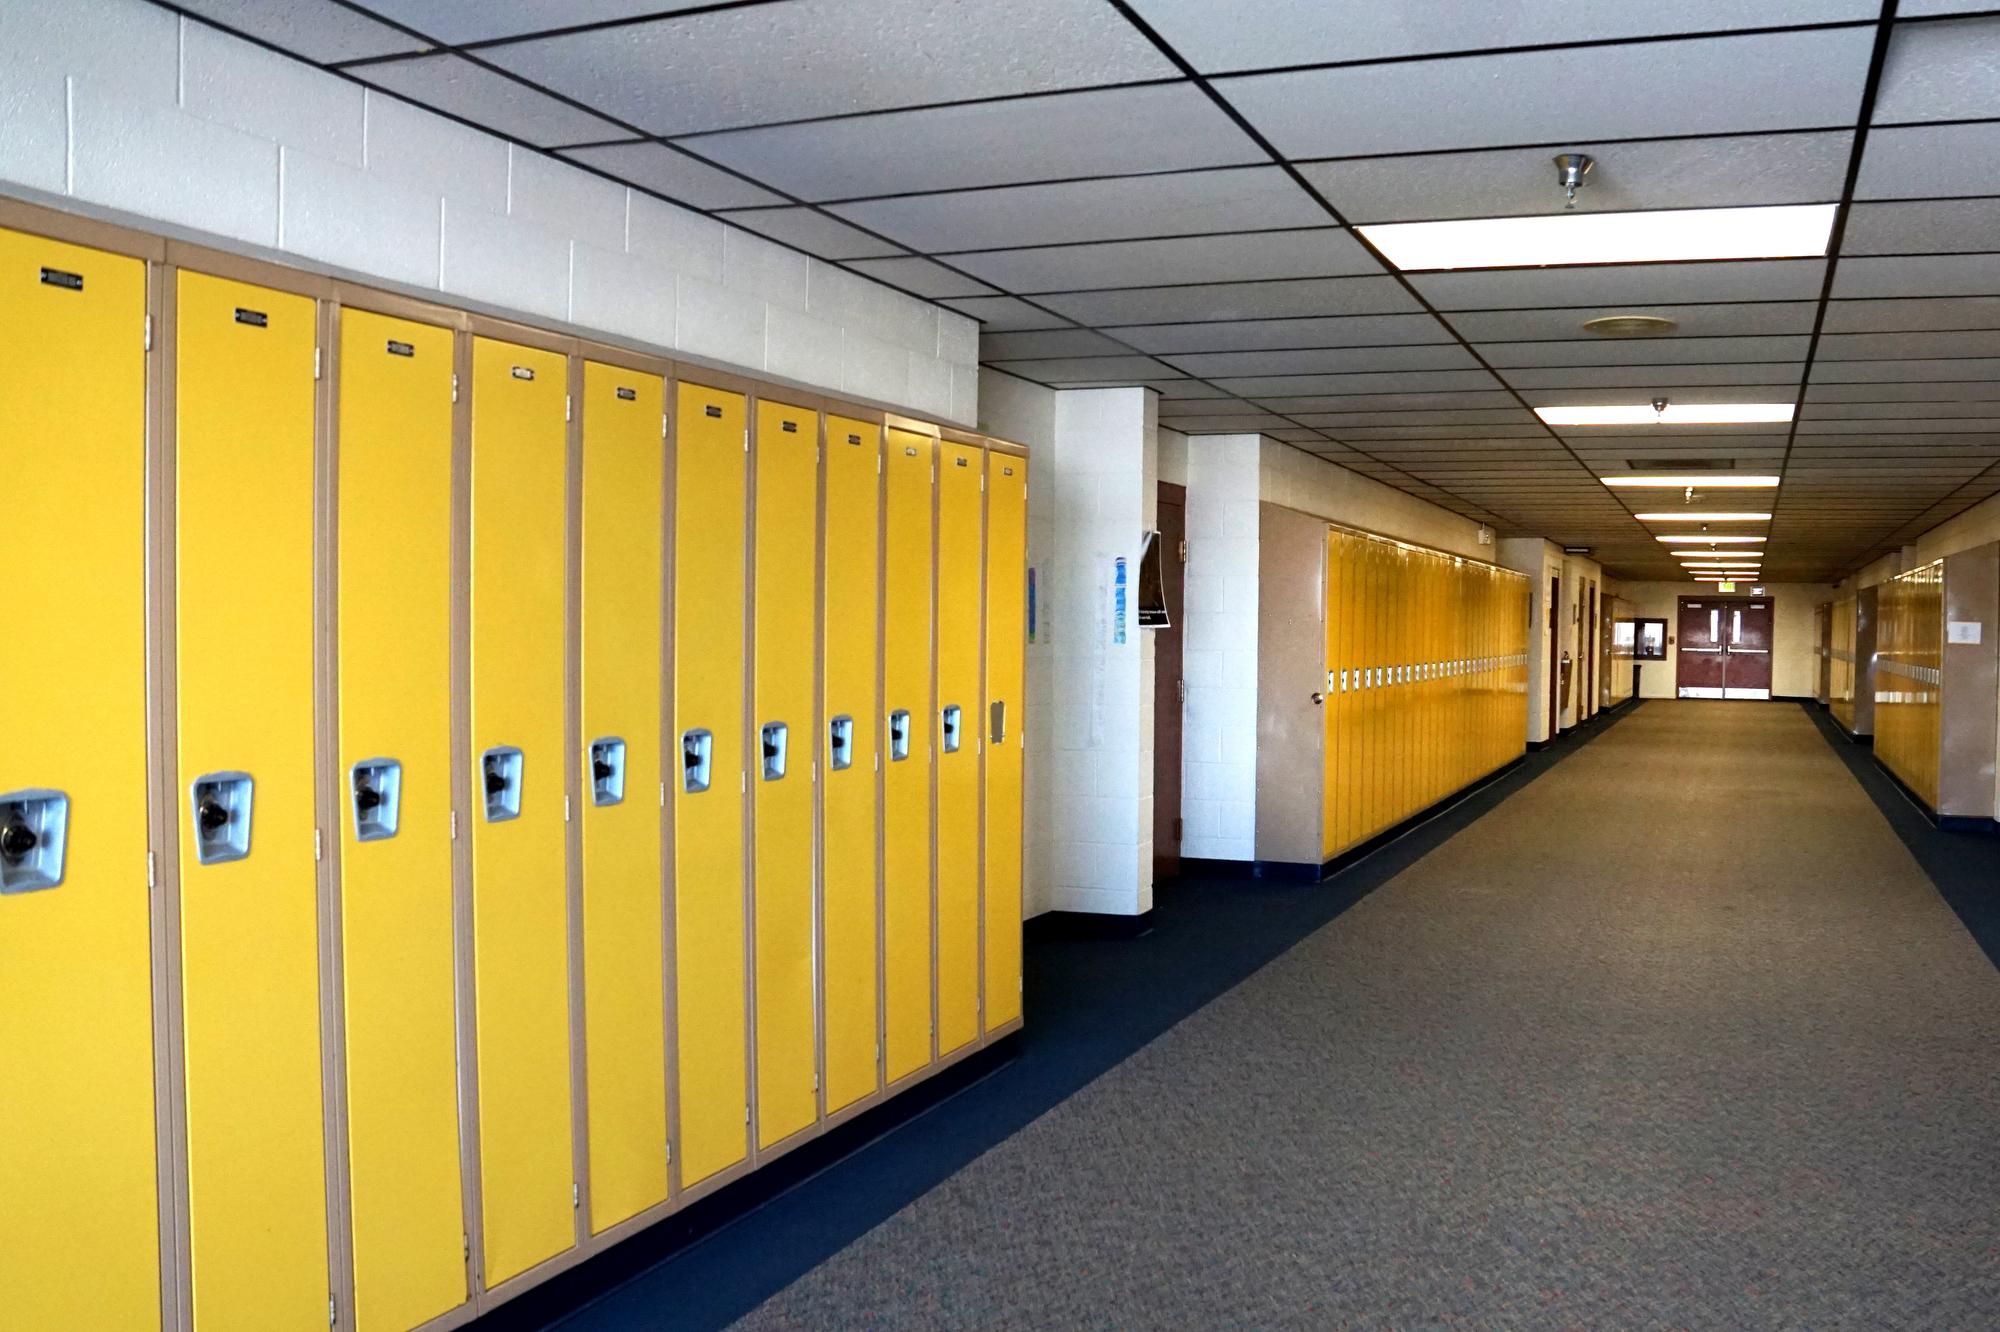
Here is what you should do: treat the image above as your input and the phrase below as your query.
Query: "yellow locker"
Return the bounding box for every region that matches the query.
[822,415,882,1111]
[752,397,821,1150]
[983,451,1027,1032]
[468,336,574,1285]
[672,381,750,1186]
[1363,540,1385,840]
[578,361,668,1232]
[1321,530,1345,860]
[883,428,936,1084]
[935,440,984,1057]
[334,309,465,1330]
[1335,533,1357,856]
[175,270,328,1327]
[0,229,160,1329]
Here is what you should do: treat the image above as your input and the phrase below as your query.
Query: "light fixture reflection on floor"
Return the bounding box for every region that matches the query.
[1539,403,1795,426]
[1359,204,1835,271]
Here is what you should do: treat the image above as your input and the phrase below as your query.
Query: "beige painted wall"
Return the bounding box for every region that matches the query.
[1499,538,1563,743]
[1259,439,1492,559]
[1613,581,1835,699]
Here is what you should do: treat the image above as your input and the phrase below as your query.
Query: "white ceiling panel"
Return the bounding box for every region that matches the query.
[991,355,1179,383]
[174,0,427,61]
[1853,121,2000,199]
[1819,329,2000,359]
[1811,356,2000,381]
[480,0,1176,136]
[1831,253,2000,298]
[1115,313,1450,354]
[1481,335,1812,368]
[1448,302,1819,342]
[1039,275,1420,326]
[830,166,1329,253]
[1215,28,1875,159]
[1842,199,2000,254]
[1210,370,1502,395]
[1821,296,2000,331]
[1258,392,1526,412]
[1806,381,2000,401]
[1122,0,1873,72]
[713,206,908,259]
[1303,133,1852,224]
[561,142,784,209]
[1162,345,1479,378]
[840,256,998,299]
[683,84,1260,202]
[358,54,627,147]
[350,1,703,45]
[1502,362,1806,388]
[1525,384,1801,406]
[947,228,1374,293]
[1413,260,1828,310]
[1870,15,2000,123]
[940,295,1067,331]
[1804,399,2000,416]
[979,329,1136,359]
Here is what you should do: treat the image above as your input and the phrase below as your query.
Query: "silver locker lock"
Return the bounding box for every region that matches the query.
[190,772,254,865]
[828,716,855,771]
[350,759,402,842]
[760,722,789,781]
[887,710,911,762]
[480,747,524,823]
[589,737,627,806]
[940,705,962,754]
[681,729,712,794]
[0,788,70,894]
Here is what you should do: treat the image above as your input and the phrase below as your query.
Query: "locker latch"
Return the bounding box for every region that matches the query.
[350,759,402,842]
[589,737,627,806]
[480,747,524,822]
[189,772,254,865]
[0,788,69,894]
[888,710,911,762]
[828,716,855,771]
[681,729,713,793]
[759,722,789,781]
[940,705,962,754]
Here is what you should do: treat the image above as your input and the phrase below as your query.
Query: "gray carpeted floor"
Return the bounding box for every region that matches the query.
[733,702,2000,1329]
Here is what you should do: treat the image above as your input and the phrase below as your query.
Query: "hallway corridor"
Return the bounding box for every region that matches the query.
[712,702,2000,1329]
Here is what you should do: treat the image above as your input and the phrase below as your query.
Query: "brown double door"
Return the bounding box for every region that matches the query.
[1153,484,1186,881]
[1677,597,1774,698]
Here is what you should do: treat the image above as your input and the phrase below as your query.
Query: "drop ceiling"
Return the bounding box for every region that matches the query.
[154,0,2000,582]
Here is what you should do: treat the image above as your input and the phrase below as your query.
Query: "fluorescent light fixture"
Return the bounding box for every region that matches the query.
[1358,204,1835,271]
[1637,512,1772,521]
[1680,560,1762,567]
[1604,475,1780,488]
[1658,535,1766,544]
[1538,403,1794,426]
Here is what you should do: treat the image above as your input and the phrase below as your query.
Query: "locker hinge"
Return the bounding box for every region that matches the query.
[573,1184,580,1210]
[877,454,883,474]
[743,429,750,452]
[329,1294,337,1326]
[315,347,323,381]
[463,1235,470,1262]
[146,851,157,890]
[661,782,668,807]
[1178,539,1188,563]
[144,315,153,351]
[980,474,986,491]
[564,795,572,822]
[452,373,460,403]
[745,1105,750,1124]
[450,810,459,840]
[314,828,323,862]
[665,1140,672,1164]
[565,394,573,423]
[662,414,669,439]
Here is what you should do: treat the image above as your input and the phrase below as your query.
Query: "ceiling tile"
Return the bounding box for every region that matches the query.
[684,83,1260,202]
[480,0,1176,135]
[1115,313,1450,354]
[1481,335,1811,367]
[1817,330,2000,359]
[1842,199,2000,254]
[351,1,705,45]
[1502,362,1806,388]
[948,228,1376,292]
[174,0,427,62]
[1215,28,1876,158]
[1810,356,2000,381]
[1832,253,2000,298]
[980,328,1136,359]
[1303,132,1852,224]
[1040,275,1420,326]
[987,355,1176,383]
[1164,344,1479,377]
[1853,121,2000,199]
[1259,392,1525,412]
[1821,295,2000,332]
[1413,259,1828,310]
[1449,302,1819,342]
[1525,384,1800,406]
[840,256,997,299]
[1806,380,2000,401]
[941,295,1067,331]
[1122,0,1873,72]
[562,141,784,208]
[1871,14,2000,123]
[358,53,627,146]
[1212,369,1501,395]
[830,166,1328,252]
[713,206,908,259]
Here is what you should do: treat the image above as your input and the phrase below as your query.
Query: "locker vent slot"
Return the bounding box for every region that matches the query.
[616,386,637,401]
[828,716,854,771]
[386,339,415,357]
[480,746,524,822]
[1003,466,1015,476]
[349,759,402,842]
[846,433,862,445]
[759,722,789,781]
[38,266,83,291]
[781,420,798,433]
[704,404,723,418]
[511,365,536,381]
[940,705,962,754]
[233,307,268,328]
[189,772,255,865]
[888,710,911,761]
[681,729,713,793]
[589,737,627,806]
[0,788,69,894]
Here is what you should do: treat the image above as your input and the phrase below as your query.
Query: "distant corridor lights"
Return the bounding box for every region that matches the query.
[1658,535,1765,544]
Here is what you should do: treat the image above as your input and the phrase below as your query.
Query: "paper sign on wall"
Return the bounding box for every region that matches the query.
[1112,556,1128,645]
[1947,620,1983,645]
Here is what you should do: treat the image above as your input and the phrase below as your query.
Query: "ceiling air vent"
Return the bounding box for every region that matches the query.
[1582,314,1677,337]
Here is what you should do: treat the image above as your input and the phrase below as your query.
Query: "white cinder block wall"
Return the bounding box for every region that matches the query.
[0,0,979,423]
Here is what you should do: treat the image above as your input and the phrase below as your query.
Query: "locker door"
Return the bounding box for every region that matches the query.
[468,337,574,1285]
[752,397,820,1150]
[578,362,668,1231]
[983,452,1027,1032]
[0,229,159,1329]
[883,429,936,1084]
[1320,530,1345,861]
[334,310,465,1331]
[822,415,882,1112]
[1335,533,1358,856]
[175,270,328,1327]
[1360,541,1383,840]
[672,381,749,1187]
[935,441,984,1057]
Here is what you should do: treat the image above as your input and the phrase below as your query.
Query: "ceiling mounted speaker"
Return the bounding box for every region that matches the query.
[1582,314,1678,337]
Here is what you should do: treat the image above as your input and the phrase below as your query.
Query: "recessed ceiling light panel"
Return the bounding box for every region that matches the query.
[1637,512,1772,521]
[1357,204,1836,271]
[1658,535,1766,544]
[1539,403,1794,426]
[1605,475,1780,488]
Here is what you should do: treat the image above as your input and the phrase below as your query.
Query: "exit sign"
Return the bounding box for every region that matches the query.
[1718,581,1737,592]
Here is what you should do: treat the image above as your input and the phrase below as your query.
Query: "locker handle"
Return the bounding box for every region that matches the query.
[480,748,524,822]
[760,722,789,781]
[888,710,911,762]
[681,729,714,793]
[940,705,962,754]
[589,738,627,806]
[829,716,855,770]
[189,772,254,864]
[0,788,69,894]
[350,759,403,842]
[989,700,1007,745]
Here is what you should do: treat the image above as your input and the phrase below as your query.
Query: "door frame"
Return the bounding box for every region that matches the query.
[1151,483,1186,883]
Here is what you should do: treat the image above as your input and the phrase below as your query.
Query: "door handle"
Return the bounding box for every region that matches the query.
[1310,691,1324,705]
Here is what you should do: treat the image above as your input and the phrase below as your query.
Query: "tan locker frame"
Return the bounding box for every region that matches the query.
[0,195,1029,1331]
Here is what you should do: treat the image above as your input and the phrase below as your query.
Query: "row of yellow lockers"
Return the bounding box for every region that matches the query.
[0,223,1026,1331]
[1828,591,1861,732]
[1875,562,1943,809]
[1320,530,1531,861]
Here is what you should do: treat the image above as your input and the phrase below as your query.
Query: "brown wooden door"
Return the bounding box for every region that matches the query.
[1677,597,1729,696]
[1153,484,1186,881]
[1585,583,1597,717]
[1725,598,1775,697]
[1547,575,1560,735]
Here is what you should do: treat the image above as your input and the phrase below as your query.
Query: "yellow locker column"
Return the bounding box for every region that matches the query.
[578,362,668,1232]
[672,381,750,1187]
[0,230,159,1329]
[935,440,984,1057]
[1321,530,1345,861]
[752,397,820,1150]
[883,429,936,1084]
[174,270,328,1327]
[334,310,466,1331]
[823,416,883,1112]
[468,337,574,1286]
[983,452,1027,1032]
